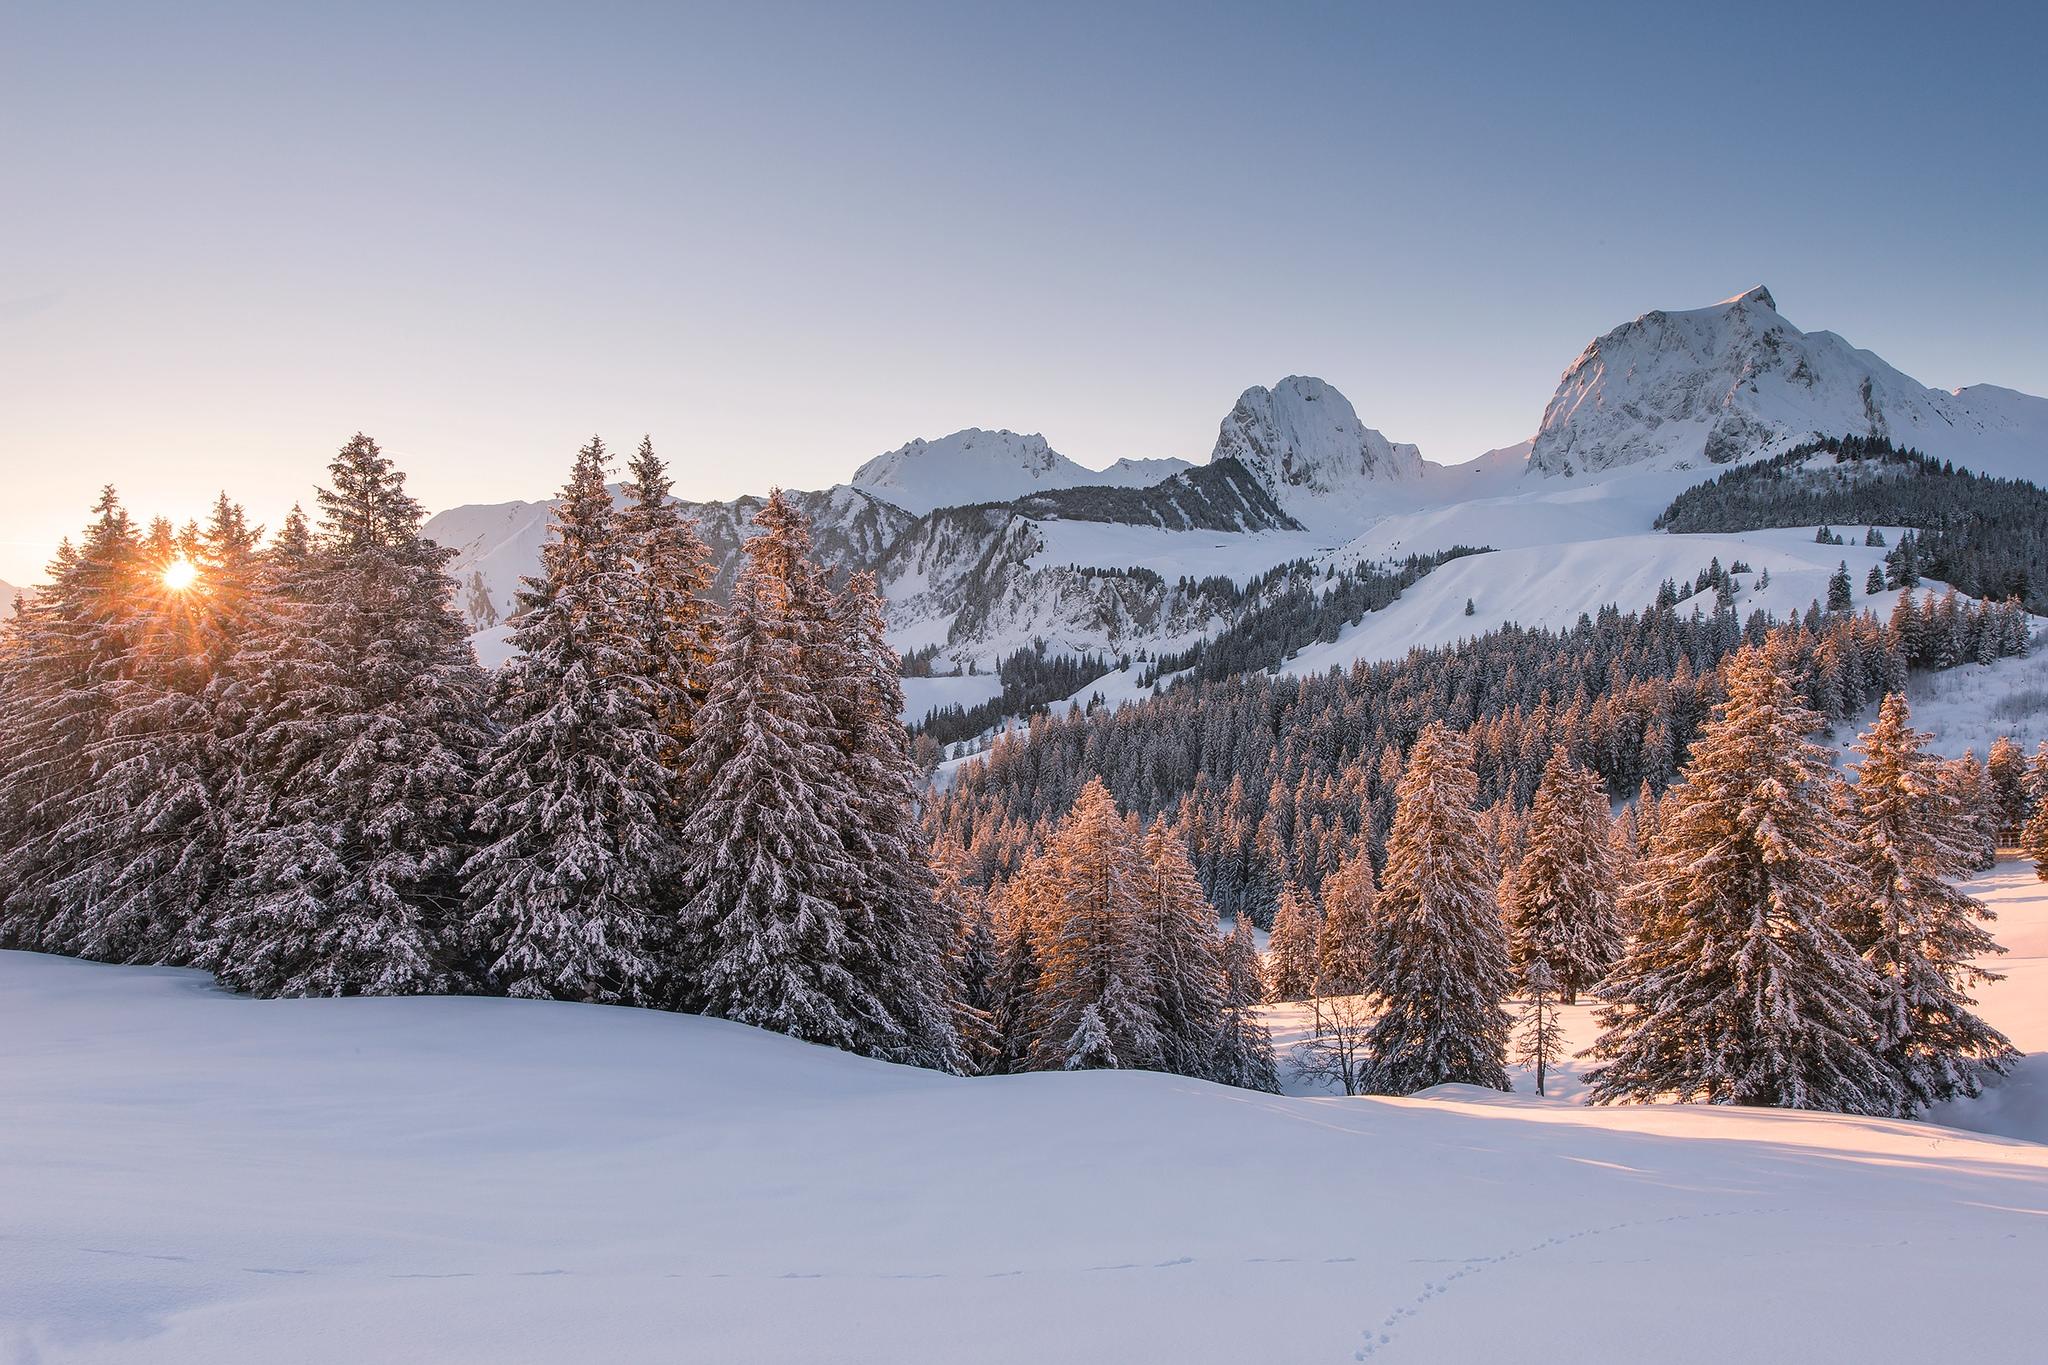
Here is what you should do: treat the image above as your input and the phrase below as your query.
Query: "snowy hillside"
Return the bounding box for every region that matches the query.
[7,926,2048,1364]
[850,427,1190,515]
[1209,375,1427,532]
[1529,286,2048,481]
[0,578,21,617]
[1285,526,1981,678]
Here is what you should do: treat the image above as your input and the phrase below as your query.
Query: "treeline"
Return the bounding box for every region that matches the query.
[1654,434,2048,611]
[0,435,964,1073]
[932,583,2031,921]
[948,779,1277,1087]
[966,656,2026,1117]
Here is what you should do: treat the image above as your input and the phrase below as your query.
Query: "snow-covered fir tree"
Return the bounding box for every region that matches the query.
[1841,694,2017,1113]
[0,488,146,954]
[1586,639,1896,1114]
[1062,1002,1119,1070]
[1263,883,1321,1002]
[1214,909,1281,1092]
[1314,846,1376,997]
[812,568,963,1072]
[934,838,1001,1074]
[208,436,489,997]
[1986,734,2030,837]
[48,495,259,966]
[616,436,716,766]
[668,495,885,1053]
[1136,816,1228,1079]
[1499,745,1620,1005]
[1360,722,1512,1095]
[461,438,670,1004]
[1941,751,1999,870]
[985,861,1050,1075]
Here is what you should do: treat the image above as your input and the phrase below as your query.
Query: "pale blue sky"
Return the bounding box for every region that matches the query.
[3,0,2043,581]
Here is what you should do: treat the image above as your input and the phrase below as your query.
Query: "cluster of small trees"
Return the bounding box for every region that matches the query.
[0,435,964,1072]
[947,779,1279,1089]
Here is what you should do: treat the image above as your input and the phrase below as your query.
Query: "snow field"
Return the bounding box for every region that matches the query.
[7,862,2048,1363]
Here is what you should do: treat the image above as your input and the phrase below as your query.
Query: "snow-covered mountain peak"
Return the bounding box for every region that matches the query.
[1528,287,2048,481]
[849,428,1190,516]
[1208,376,1424,533]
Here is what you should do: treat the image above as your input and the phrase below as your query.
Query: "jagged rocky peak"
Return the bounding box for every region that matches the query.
[1208,376,1423,531]
[849,427,1190,516]
[1527,286,2048,479]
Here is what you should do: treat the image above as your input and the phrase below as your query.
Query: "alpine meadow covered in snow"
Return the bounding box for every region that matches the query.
[8,3,2048,1362]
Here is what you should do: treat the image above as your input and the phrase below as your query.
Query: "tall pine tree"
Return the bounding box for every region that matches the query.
[1841,694,2016,1114]
[1587,640,1895,1114]
[1361,723,1512,1094]
[461,438,671,1004]
[1499,745,1620,1004]
[209,436,488,997]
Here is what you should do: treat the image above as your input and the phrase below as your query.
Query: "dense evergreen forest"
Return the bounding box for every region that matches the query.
[1654,435,2048,611]
[931,586,2032,921]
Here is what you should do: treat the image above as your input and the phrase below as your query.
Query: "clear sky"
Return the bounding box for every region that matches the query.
[3,0,2043,583]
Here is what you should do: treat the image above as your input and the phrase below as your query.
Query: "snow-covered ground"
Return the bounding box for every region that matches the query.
[8,866,2048,1363]
[1027,520,1332,586]
[1835,649,2048,761]
[897,672,1006,725]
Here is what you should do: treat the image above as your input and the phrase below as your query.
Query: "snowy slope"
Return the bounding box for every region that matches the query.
[1285,527,1939,677]
[898,672,1005,726]
[1530,286,2048,481]
[8,944,2048,1365]
[0,577,22,617]
[1208,376,1427,532]
[851,428,1190,515]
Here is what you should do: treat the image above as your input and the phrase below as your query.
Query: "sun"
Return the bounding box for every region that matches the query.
[161,558,200,592]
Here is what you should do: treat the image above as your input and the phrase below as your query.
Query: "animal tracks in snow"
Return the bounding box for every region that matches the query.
[1354,1206,1790,1360]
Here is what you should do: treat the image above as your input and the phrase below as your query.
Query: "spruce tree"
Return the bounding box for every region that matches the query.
[814,569,964,1072]
[1136,817,1228,1080]
[1986,735,2029,837]
[1360,723,1512,1094]
[209,436,488,997]
[51,494,259,966]
[668,500,882,1052]
[934,839,1000,1073]
[1586,641,1895,1114]
[1842,695,2017,1113]
[986,863,1049,1075]
[461,438,670,1004]
[1264,883,1321,1002]
[1314,846,1376,997]
[1500,745,1620,1005]
[616,436,716,764]
[0,489,146,953]
[1214,909,1281,1092]
[1827,561,1854,612]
